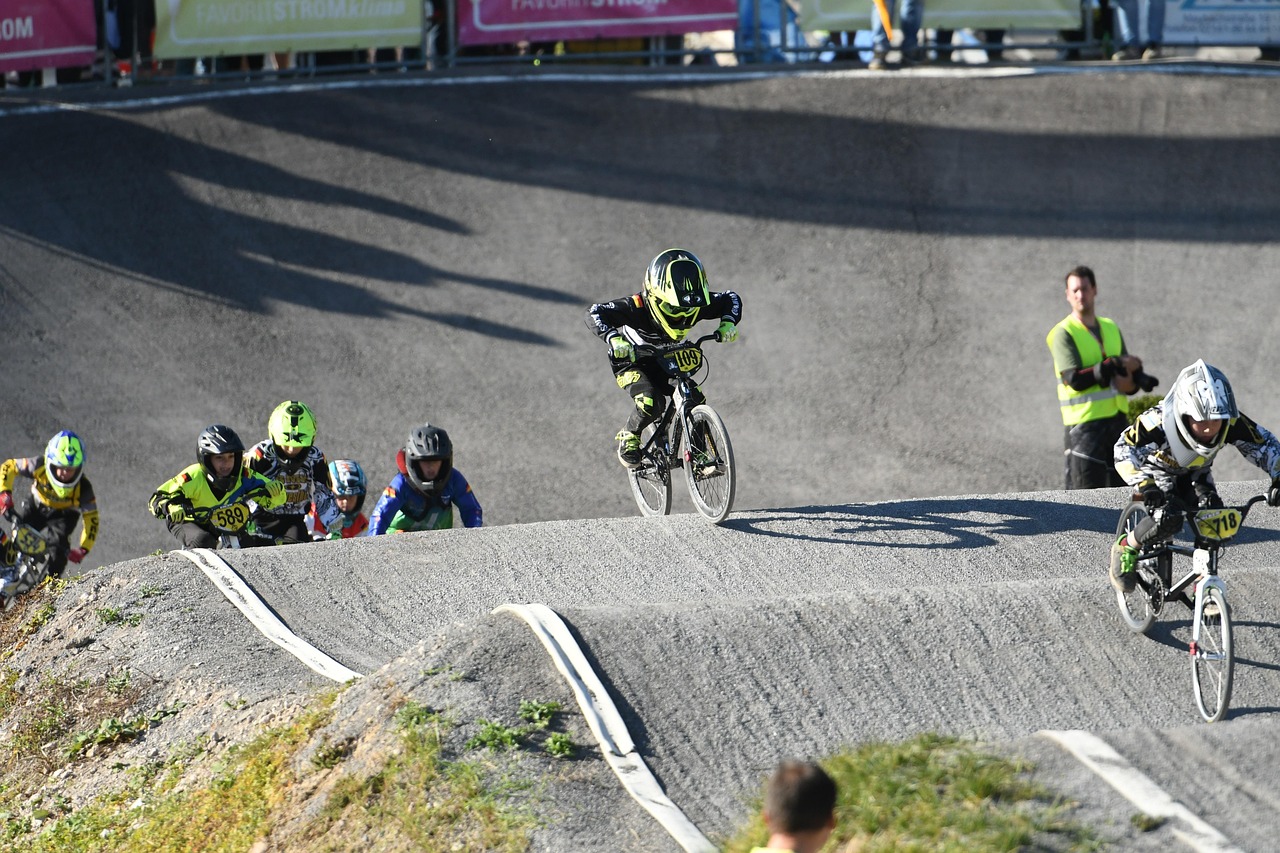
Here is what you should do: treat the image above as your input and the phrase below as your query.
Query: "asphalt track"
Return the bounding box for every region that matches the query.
[4,62,1280,849]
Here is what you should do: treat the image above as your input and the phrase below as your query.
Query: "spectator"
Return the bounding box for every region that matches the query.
[751,759,837,853]
[0,430,98,579]
[367,424,482,534]
[1111,0,1164,59]
[933,28,1006,62]
[1046,265,1157,489]
[869,0,923,69]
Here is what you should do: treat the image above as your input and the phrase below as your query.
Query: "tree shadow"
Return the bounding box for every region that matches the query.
[723,497,1123,548]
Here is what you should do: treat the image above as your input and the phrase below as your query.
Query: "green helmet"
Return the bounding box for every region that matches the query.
[268,401,317,450]
[44,430,85,499]
[643,248,710,341]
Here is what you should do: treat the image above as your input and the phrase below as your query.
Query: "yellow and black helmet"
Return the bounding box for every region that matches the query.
[643,249,710,341]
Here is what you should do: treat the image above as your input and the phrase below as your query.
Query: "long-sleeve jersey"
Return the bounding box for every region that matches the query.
[244,441,339,529]
[307,507,368,540]
[0,456,99,553]
[368,469,482,535]
[586,290,742,370]
[1115,400,1280,492]
[149,464,287,532]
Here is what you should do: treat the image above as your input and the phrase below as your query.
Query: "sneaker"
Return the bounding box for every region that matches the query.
[1141,45,1161,60]
[616,430,642,468]
[869,50,888,71]
[1109,536,1138,593]
[1112,46,1142,61]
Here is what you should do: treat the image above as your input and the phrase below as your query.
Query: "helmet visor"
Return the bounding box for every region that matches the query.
[658,302,700,330]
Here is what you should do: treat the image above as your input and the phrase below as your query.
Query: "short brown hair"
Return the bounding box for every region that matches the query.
[1065,265,1096,288]
[764,759,836,834]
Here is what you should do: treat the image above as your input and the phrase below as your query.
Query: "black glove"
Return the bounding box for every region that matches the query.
[1268,477,1280,508]
[1099,357,1128,383]
[1196,488,1223,510]
[1134,371,1159,392]
[1141,484,1166,510]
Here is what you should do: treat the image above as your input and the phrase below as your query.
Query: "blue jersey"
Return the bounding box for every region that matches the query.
[368,468,482,535]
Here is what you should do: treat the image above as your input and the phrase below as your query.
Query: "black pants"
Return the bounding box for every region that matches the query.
[1064,413,1127,489]
[616,361,702,434]
[16,496,77,578]
[239,513,308,547]
[166,519,221,550]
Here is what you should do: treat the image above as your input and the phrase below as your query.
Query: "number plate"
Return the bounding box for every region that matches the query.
[13,526,47,557]
[211,503,250,532]
[1194,508,1242,541]
[669,347,703,373]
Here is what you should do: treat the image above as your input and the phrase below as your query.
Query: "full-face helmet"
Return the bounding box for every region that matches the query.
[401,424,453,497]
[197,424,245,491]
[44,430,85,499]
[642,249,710,341]
[1162,359,1237,467]
[328,459,367,513]
[268,401,317,450]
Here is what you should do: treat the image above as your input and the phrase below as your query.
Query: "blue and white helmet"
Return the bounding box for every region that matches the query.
[328,459,367,513]
[44,430,85,498]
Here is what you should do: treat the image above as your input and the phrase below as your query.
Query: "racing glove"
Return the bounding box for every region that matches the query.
[67,547,87,564]
[0,492,11,515]
[1140,484,1166,510]
[608,335,635,362]
[716,320,738,343]
[1268,476,1280,508]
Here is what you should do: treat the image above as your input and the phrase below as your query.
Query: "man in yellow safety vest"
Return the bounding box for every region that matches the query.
[1047,265,1158,489]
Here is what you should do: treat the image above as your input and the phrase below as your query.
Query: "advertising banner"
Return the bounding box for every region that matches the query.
[799,0,1081,33]
[0,0,97,74]
[457,0,738,47]
[1165,0,1280,45]
[153,0,424,59]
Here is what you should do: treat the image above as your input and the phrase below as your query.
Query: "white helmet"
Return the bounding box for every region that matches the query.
[1161,359,1236,467]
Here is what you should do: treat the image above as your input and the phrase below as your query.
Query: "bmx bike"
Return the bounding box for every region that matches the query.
[1,510,55,611]
[625,333,736,524]
[1114,492,1267,722]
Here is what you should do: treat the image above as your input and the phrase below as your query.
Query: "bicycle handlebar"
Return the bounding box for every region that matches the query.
[632,332,720,359]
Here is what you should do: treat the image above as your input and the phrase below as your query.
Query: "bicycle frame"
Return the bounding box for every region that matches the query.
[634,334,717,471]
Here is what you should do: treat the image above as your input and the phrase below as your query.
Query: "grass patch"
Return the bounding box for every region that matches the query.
[3,689,534,853]
[723,733,1098,853]
[306,698,533,852]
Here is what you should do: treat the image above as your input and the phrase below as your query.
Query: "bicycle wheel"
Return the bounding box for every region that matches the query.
[627,424,671,517]
[1114,502,1162,633]
[1191,586,1233,723]
[683,405,735,523]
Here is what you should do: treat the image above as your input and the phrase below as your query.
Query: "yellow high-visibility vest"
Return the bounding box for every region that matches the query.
[1048,316,1124,425]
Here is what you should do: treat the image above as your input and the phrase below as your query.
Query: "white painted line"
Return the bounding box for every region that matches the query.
[1040,729,1244,853]
[177,548,362,684]
[495,602,715,853]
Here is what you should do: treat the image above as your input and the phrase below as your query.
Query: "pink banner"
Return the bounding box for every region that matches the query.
[458,0,738,46]
[0,0,97,73]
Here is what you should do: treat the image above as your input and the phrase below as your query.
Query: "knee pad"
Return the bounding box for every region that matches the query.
[1137,507,1184,547]
[633,393,657,417]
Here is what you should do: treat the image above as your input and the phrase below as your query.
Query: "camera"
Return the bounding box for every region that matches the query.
[1132,370,1158,393]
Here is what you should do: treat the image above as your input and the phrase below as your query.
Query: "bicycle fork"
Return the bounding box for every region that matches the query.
[1189,548,1225,659]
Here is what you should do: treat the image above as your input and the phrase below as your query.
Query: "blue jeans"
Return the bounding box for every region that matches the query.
[1113,0,1164,48]
[871,0,923,52]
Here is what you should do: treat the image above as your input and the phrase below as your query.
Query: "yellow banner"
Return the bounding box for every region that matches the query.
[154,0,423,59]
[799,0,1081,33]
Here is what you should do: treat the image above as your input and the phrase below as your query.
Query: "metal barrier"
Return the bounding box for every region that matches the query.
[3,0,1277,91]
